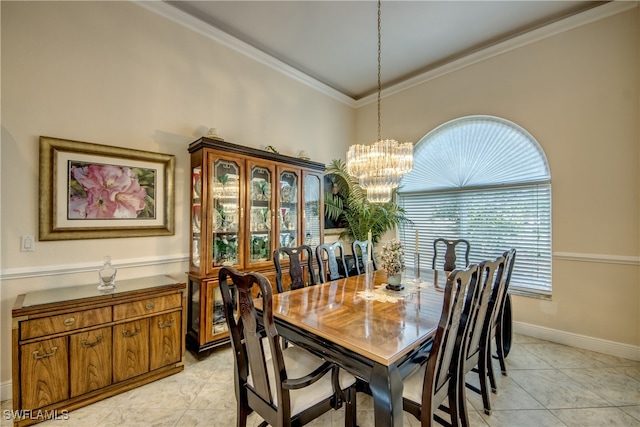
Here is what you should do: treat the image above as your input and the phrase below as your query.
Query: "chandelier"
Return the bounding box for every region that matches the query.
[346,0,413,204]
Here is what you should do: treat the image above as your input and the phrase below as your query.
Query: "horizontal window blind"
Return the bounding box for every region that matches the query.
[399,183,552,294]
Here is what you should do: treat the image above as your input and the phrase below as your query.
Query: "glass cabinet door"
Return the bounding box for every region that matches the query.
[191,166,202,270]
[210,158,241,271]
[248,163,274,265]
[188,278,201,339]
[205,280,237,343]
[210,284,228,336]
[303,172,321,250]
[278,170,299,248]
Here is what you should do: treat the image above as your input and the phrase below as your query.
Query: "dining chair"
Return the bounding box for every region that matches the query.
[274,245,317,293]
[351,240,377,275]
[402,263,480,427]
[490,248,517,377]
[432,238,471,272]
[315,242,349,283]
[459,256,505,422]
[218,266,358,427]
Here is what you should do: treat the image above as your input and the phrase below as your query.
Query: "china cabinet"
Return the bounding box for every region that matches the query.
[11,276,185,427]
[188,137,324,356]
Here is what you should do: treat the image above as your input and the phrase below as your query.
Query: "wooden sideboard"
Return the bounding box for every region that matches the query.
[11,275,186,426]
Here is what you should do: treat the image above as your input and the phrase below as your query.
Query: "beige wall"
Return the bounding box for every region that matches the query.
[356,9,640,347]
[0,1,354,389]
[1,0,638,396]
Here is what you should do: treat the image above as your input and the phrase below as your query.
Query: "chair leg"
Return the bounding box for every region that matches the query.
[487,339,498,394]
[237,398,249,427]
[494,321,508,376]
[343,385,357,427]
[456,365,470,427]
[450,376,464,427]
[478,348,492,415]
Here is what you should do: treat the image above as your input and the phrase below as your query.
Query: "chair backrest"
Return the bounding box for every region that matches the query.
[273,245,316,293]
[351,240,377,275]
[218,267,289,421]
[432,238,470,271]
[422,263,479,414]
[490,248,516,330]
[464,256,505,366]
[316,242,348,283]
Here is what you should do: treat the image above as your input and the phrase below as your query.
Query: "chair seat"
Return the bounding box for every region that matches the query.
[248,345,356,416]
[402,362,426,404]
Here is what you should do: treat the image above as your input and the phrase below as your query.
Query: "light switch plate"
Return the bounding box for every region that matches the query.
[21,235,35,252]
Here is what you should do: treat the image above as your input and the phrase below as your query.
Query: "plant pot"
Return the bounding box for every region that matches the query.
[387,273,402,285]
[386,273,403,291]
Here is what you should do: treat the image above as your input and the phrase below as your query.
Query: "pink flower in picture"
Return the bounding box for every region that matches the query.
[69,195,88,218]
[68,162,154,220]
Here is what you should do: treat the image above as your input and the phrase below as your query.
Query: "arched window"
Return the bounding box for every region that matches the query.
[399,115,551,296]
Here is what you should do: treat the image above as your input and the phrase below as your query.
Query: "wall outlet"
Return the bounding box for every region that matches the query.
[21,235,35,252]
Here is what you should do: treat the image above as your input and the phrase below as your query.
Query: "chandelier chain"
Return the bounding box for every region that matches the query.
[377,0,382,141]
[345,0,414,204]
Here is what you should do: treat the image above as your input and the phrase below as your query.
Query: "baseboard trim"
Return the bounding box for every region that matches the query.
[1,380,11,403]
[513,321,640,361]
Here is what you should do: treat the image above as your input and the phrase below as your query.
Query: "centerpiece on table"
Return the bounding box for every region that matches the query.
[380,239,406,291]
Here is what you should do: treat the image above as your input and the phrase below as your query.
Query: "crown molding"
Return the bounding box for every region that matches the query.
[134,1,357,107]
[356,1,638,107]
[135,1,636,109]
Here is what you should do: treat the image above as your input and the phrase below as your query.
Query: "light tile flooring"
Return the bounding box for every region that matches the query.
[2,334,639,426]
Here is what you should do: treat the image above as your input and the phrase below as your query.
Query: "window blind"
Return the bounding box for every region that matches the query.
[399,183,552,295]
[397,115,552,297]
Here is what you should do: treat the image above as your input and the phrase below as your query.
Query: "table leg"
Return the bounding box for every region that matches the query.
[370,362,403,427]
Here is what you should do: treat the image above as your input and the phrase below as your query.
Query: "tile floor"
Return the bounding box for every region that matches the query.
[2,334,639,426]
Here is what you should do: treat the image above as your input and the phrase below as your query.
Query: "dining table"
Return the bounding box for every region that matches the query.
[255,268,449,427]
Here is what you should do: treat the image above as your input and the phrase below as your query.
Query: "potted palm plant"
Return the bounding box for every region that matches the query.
[324,159,410,245]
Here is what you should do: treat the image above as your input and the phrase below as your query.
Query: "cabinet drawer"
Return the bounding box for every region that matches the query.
[21,307,112,340]
[113,293,181,321]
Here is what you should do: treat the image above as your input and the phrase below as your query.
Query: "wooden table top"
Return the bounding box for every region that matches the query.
[263,269,448,366]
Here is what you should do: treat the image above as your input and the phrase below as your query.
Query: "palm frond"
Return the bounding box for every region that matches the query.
[324,191,344,221]
[324,159,411,244]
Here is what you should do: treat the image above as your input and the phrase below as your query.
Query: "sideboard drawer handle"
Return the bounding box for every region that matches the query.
[122,327,141,338]
[145,302,155,310]
[33,346,58,360]
[81,336,103,348]
[158,318,175,329]
[63,317,76,326]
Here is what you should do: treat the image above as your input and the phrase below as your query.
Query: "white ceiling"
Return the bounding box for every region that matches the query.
[165,1,605,100]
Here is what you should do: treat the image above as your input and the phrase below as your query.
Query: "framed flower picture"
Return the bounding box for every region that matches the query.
[39,136,175,240]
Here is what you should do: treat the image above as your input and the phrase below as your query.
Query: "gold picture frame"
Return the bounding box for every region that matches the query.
[39,136,175,240]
